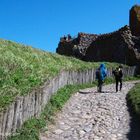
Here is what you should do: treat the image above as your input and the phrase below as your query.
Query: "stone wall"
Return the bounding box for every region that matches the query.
[56,33,98,59]
[56,26,140,66]
[0,67,136,140]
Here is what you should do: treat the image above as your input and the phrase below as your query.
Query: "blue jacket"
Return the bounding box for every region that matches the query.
[99,63,107,80]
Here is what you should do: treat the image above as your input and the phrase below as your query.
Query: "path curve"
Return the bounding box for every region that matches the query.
[40,81,140,140]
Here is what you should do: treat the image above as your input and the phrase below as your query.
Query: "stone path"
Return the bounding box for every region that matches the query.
[40,81,140,140]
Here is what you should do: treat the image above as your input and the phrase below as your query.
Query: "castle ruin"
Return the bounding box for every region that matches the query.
[56,5,140,66]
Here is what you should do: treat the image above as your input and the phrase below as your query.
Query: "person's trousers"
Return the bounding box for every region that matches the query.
[97,80,103,92]
[116,78,122,92]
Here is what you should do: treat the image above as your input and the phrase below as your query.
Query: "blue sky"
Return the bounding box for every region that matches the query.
[0,0,139,52]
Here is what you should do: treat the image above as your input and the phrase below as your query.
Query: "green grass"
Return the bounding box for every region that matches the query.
[0,38,120,111]
[8,76,139,140]
[127,83,140,115]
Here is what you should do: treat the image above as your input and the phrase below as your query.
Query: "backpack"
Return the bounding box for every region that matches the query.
[115,69,120,76]
[113,68,122,78]
[96,69,101,80]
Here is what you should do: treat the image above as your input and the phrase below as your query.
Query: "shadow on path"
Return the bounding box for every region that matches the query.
[126,99,140,140]
[79,90,115,94]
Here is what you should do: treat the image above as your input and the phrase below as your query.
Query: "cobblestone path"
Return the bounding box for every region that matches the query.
[40,81,140,140]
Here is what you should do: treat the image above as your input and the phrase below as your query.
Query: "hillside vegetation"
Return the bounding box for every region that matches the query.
[127,83,140,115]
[0,39,119,111]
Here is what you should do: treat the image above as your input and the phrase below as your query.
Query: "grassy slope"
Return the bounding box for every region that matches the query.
[127,83,140,115]
[0,39,119,111]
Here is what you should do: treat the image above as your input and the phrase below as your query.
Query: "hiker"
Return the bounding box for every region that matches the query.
[112,65,123,92]
[96,63,107,92]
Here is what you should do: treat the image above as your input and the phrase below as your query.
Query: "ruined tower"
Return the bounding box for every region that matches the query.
[129,5,140,36]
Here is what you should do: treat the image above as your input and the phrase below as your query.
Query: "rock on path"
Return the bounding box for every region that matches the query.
[40,81,139,140]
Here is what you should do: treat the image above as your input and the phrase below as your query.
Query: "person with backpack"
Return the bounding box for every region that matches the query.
[96,63,107,92]
[112,65,123,92]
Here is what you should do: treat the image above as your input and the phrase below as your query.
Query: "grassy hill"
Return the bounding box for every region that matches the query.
[127,83,140,115]
[0,39,119,111]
